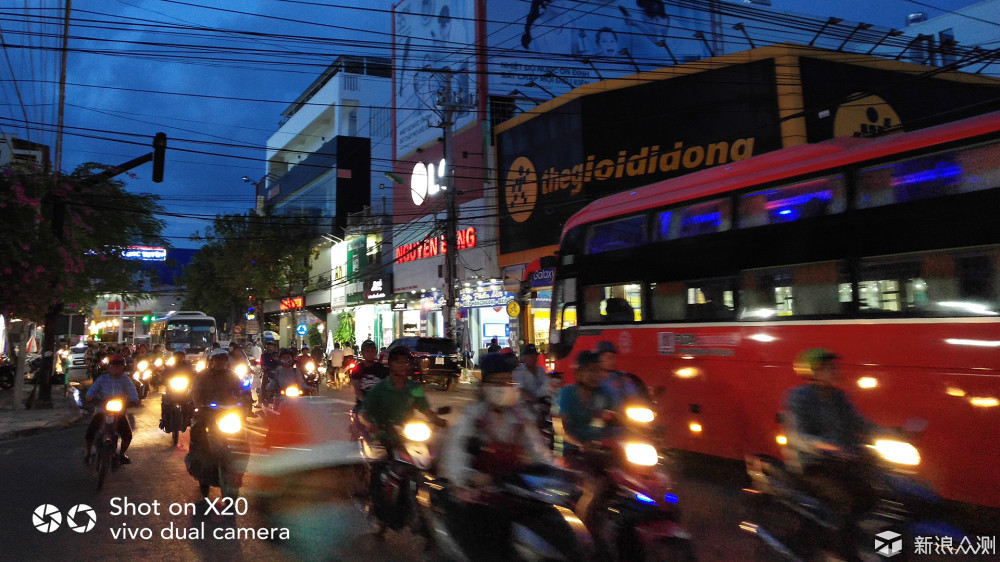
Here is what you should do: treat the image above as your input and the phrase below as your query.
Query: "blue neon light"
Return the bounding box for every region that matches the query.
[891,164,962,186]
[664,493,679,504]
[635,492,656,504]
[242,379,251,388]
[209,402,218,407]
[778,209,792,215]
[682,211,722,225]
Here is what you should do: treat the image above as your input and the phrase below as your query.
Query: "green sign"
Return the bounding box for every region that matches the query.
[346,236,367,305]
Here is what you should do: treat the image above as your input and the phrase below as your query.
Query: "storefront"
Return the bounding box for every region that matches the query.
[354,274,395,350]
[458,281,517,366]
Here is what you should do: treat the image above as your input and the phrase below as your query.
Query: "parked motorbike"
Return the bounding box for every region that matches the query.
[417,463,596,561]
[357,406,451,534]
[88,398,130,491]
[188,403,247,498]
[557,403,693,561]
[159,372,193,447]
[741,420,967,561]
[0,356,14,390]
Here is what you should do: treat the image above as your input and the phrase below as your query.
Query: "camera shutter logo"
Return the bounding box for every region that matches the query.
[32,504,62,533]
[504,156,538,223]
[875,530,902,557]
[67,504,96,533]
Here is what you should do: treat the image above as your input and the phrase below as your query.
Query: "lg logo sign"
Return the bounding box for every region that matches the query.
[32,503,96,533]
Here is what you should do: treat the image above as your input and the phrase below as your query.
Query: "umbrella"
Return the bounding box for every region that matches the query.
[25,333,39,353]
[262,331,279,342]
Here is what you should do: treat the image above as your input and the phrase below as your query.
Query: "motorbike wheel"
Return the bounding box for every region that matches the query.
[96,445,112,491]
[172,428,180,447]
[219,465,239,499]
[442,377,452,392]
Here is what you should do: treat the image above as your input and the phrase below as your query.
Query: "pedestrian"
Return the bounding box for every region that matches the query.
[487,337,501,353]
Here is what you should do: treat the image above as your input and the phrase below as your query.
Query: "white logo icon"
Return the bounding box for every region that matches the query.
[876,530,902,557]
[66,504,96,533]
[32,504,62,533]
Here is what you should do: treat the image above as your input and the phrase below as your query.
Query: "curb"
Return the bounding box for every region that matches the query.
[0,406,86,441]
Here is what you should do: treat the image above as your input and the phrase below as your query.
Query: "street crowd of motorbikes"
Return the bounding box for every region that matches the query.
[67,340,971,562]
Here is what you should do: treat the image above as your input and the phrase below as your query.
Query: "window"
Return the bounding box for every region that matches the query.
[740,261,847,319]
[650,277,736,321]
[586,215,648,254]
[584,283,642,323]
[858,246,1000,316]
[739,175,846,228]
[657,197,731,240]
[856,141,1000,209]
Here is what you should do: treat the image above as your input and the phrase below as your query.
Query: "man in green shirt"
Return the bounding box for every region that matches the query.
[360,346,446,431]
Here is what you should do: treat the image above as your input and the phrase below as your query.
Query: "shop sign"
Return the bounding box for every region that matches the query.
[421,293,445,310]
[392,302,408,311]
[365,276,393,302]
[459,287,515,309]
[122,246,167,261]
[530,268,555,289]
[394,227,477,263]
[280,296,304,311]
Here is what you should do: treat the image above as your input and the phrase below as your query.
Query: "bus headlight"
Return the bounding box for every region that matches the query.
[217,413,242,434]
[872,439,920,466]
[403,422,431,442]
[626,407,655,423]
[169,376,189,391]
[105,399,124,412]
[624,442,658,466]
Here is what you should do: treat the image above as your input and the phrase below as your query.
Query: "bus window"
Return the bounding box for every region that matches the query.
[584,283,642,323]
[651,278,735,321]
[657,197,732,240]
[858,246,1000,316]
[740,261,846,319]
[856,141,1000,209]
[586,215,648,254]
[738,175,846,228]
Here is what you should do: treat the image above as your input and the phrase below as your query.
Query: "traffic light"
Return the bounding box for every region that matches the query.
[142,315,151,325]
[152,132,166,183]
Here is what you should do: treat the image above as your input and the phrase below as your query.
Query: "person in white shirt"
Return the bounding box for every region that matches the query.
[250,340,263,363]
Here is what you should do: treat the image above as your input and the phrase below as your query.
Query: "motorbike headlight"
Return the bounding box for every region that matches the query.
[624,442,658,466]
[873,439,920,466]
[169,376,189,391]
[234,364,248,377]
[137,360,149,371]
[195,360,206,372]
[102,357,109,365]
[403,422,431,442]
[105,399,123,412]
[133,372,141,381]
[217,412,242,434]
[626,407,655,423]
[142,369,152,380]
[154,358,163,368]
[284,386,301,398]
[166,357,176,367]
[305,361,316,373]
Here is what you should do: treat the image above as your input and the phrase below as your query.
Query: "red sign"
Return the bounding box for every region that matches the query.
[280,296,304,311]
[394,227,477,264]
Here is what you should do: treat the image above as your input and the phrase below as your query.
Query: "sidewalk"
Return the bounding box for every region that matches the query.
[0,382,86,440]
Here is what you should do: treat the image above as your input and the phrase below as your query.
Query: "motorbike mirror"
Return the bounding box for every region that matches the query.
[436,406,451,415]
[466,436,482,456]
[903,417,928,433]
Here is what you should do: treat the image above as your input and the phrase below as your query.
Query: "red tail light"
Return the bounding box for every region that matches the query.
[348,362,357,370]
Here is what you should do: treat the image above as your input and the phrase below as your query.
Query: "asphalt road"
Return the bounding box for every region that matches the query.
[0,377,763,561]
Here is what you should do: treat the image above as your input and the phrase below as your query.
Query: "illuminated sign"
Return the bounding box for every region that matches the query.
[122,246,167,261]
[280,296,304,311]
[364,276,393,302]
[411,159,447,206]
[395,227,477,263]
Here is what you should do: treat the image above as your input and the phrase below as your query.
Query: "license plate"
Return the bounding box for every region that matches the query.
[435,357,444,365]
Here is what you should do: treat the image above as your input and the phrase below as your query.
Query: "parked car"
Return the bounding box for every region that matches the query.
[66,346,89,382]
[381,337,461,391]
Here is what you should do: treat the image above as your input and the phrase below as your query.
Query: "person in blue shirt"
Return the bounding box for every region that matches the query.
[557,350,614,454]
[594,341,650,410]
[84,354,140,464]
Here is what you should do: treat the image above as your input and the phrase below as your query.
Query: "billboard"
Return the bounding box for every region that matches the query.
[394,0,477,158]
[486,0,712,100]
[497,59,783,255]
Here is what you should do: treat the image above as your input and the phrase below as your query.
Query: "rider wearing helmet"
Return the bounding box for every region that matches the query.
[783,349,877,550]
[84,354,140,465]
[350,340,388,406]
[269,348,305,392]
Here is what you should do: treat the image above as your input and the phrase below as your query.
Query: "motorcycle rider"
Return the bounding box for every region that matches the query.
[84,354,140,465]
[512,344,548,404]
[160,350,193,428]
[350,339,388,407]
[359,346,446,432]
[783,349,877,554]
[259,341,280,404]
[296,345,312,373]
[187,348,244,476]
[595,341,650,409]
[268,348,306,393]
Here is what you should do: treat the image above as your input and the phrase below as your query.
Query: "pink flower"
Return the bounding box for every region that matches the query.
[21,244,29,251]
[3,268,11,275]
[34,265,45,274]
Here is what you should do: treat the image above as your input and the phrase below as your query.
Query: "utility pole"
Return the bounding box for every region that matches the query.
[428,68,476,341]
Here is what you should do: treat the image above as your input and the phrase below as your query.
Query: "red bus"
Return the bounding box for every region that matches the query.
[548,111,1000,508]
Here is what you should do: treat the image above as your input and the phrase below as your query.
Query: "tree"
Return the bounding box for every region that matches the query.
[333,311,355,349]
[306,324,323,348]
[0,162,165,407]
[182,212,316,331]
